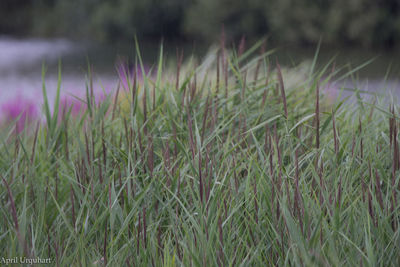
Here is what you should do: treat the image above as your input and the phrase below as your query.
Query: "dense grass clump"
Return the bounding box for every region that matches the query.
[1,41,400,266]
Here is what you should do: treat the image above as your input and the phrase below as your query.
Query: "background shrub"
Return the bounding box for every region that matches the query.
[1,0,400,48]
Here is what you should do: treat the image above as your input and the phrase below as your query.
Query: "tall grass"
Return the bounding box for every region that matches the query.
[1,41,400,266]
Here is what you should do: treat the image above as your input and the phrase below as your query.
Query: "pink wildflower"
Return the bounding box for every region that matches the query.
[1,97,38,133]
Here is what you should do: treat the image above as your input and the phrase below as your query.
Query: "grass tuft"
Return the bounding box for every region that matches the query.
[0,41,399,266]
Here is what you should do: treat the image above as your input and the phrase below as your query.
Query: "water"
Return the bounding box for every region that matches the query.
[0,37,78,70]
[0,37,120,112]
[0,37,399,114]
[277,44,400,103]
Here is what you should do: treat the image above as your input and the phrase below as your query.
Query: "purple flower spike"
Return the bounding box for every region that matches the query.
[1,97,38,133]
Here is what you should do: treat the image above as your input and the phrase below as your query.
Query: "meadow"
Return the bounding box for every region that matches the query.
[0,40,399,266]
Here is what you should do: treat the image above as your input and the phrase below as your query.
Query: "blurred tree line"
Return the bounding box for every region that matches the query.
[1,0,400,48]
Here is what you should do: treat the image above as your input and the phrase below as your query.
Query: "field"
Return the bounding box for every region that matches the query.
[1,41,399,266]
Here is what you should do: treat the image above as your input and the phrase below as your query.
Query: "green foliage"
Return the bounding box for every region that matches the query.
[8,0,398,47]
[30,0,190,41]
[184,0,400,47]
[0,0,34,35]
[1,42,400,265]
[3,0,400,47]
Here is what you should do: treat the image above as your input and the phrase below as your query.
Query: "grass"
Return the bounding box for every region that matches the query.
[1,40,400,266]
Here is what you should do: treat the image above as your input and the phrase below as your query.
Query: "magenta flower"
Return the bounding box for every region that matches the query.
[117,61,150,91]
[59,92,109,120]
[59,96,86,119]
[95,92,107,105]
[1,97,38,133]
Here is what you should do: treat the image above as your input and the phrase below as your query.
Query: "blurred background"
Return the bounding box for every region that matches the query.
[1,0,400,108]
[3,0,400,48]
